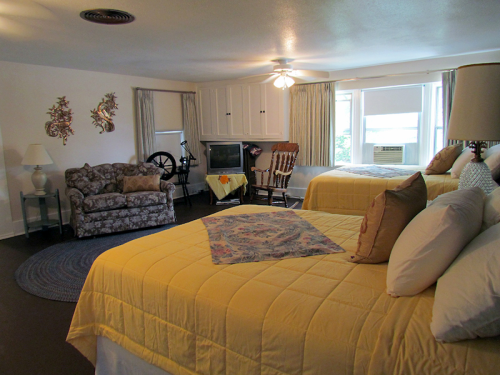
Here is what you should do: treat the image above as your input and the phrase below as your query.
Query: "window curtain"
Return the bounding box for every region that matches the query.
[289,82,335,166]
[442,70,461,147]
[182,93,201,166]
[135,89,156,161]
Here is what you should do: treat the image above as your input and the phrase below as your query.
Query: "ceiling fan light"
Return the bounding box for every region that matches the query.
[273,74,295,89]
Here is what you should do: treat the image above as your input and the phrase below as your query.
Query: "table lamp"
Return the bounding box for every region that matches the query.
[447,62,500,194]
[21,144,54,195]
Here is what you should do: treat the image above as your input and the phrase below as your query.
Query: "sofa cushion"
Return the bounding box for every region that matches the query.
[92,164,118,193]
[113,162,162,192]
[83,193,127,213]
[66,163,107,196]
[123,175,160,193]
[125,191,167,208]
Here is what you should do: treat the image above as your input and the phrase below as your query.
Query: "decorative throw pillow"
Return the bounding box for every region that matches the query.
[122,175,160,193]
[425,144,462,175]
[386,187,484,297]
[451,147,476,179]
[71,163,106,196]
[485,144,500,181]
[482,187,500,232]
[431,223,500,342]
[350,172,427,264]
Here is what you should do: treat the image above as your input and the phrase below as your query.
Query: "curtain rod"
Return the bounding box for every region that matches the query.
[295,68,455,86]
[134,87,196,94]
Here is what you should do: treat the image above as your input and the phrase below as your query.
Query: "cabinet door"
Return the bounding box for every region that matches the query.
[227,85,245,138]
[214,87,229,137]
[261,84,284,138]
[199,88,216,137]
[247,83,264,137]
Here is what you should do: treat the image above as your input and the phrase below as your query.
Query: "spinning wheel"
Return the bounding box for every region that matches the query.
[146,152,177,180]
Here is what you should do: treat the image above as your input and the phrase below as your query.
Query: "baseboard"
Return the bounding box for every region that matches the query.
[12,209,71,238]
[172,182,205,200]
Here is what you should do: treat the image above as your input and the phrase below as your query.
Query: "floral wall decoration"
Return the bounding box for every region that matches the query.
[91,92,118,133]
[45,96,74,145]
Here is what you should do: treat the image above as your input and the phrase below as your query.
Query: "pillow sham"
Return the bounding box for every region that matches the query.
[350,172,427,264]
[485,144,500,181]
[386,187,484,297]
[431,223,500,342]
[122,175,160,193]
[482,187,500,232]
[424,144,462,175]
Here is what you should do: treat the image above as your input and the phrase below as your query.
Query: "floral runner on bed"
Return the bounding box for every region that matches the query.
[337,165,420,178]
[202,211,344,264]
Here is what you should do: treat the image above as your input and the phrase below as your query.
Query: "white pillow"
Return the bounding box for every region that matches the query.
[485,144,500,181]
[431,223,500,342]
[482,187,500,231]
[450,147,473,179]
[386,188,484,297]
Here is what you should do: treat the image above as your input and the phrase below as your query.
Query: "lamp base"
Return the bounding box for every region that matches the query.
[32,166,48,196]
[459,160,496,194]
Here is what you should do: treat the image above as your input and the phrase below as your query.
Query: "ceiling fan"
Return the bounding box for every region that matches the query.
[242,59,330,89]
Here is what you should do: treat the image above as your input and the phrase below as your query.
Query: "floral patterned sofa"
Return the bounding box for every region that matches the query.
[65,162,175,238]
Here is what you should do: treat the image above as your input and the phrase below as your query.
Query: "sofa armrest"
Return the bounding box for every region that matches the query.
[66,187,84,212]
[160,181,175,208]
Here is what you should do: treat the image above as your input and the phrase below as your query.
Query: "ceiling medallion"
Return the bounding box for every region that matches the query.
[80,9,135,25]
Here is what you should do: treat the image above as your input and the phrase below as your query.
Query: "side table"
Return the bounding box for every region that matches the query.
[20,189,63,238]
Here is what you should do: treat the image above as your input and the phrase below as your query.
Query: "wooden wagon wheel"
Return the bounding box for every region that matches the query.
[146,152,177,181]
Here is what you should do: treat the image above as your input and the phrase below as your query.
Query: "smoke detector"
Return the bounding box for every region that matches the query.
[80,9,135,25]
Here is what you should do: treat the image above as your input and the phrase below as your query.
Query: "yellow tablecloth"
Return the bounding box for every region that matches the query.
[205,174,248,200]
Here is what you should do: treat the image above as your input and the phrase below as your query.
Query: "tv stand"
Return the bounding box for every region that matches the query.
[205,174,248,205]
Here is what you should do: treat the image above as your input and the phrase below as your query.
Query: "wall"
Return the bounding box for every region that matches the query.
[0,61,197,238]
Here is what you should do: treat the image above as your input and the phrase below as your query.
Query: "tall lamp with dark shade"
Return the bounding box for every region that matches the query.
[447,63,500,194]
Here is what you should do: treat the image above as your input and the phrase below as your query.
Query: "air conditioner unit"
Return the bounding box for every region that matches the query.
[373,145,404,164]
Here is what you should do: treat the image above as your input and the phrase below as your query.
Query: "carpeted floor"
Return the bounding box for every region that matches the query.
[15,224,176,302]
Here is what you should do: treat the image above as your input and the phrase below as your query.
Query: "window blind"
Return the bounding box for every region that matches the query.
[363,85,423,116]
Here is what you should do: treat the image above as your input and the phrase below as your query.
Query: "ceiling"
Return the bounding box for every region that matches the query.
[1,0,500,82]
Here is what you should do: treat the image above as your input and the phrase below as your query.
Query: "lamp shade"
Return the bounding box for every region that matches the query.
[447,63,500,141]
[21,144,53,166]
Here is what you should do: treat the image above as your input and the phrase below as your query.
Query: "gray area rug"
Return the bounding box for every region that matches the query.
[15,224,176,302]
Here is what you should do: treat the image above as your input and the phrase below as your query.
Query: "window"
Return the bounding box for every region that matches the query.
[334,83,442,166]
[335,93,352,163]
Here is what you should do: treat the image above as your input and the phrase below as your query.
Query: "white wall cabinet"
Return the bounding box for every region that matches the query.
[198,82,288,142]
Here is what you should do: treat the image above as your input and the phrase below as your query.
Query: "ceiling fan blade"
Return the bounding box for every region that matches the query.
[238,72,274,80]
[261,74,279,84]
[290,70,330,79]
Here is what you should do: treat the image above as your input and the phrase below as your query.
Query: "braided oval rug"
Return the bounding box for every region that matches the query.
[15,224,176,302]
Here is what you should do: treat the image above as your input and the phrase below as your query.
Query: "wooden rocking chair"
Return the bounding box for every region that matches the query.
[250,143,299,207]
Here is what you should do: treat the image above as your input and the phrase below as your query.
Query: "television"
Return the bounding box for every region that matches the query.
[206,141,244,175]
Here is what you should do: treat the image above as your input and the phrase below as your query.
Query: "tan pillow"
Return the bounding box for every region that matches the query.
[350,172,427,264]
[451,147,476,179]
[386,187,485,297]
[122,175,160,193]
[425,144,462,175]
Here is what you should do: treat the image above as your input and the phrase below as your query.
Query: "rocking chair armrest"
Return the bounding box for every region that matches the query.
[274,170,292,177]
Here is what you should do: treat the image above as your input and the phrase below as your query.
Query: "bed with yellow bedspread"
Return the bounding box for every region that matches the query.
[302,168,458,215]
[67,205,500,375]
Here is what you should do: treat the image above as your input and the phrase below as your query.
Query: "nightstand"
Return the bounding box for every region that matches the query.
[20,189,63,238]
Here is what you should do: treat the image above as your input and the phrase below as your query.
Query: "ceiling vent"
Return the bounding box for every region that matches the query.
[80,9,135,25]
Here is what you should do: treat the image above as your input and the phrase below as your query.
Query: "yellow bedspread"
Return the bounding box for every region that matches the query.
[67,205,500,375]
[302,169,458,215]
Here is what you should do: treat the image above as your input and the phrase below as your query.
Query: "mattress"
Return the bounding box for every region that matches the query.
[302,168,458,215]
[67,205,500,375]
